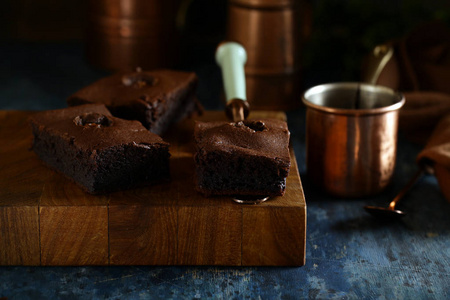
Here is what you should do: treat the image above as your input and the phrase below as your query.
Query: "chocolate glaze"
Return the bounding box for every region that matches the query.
[29,104,170,194]
[195,119,290,162]
[67,69,198,135]
[30,104,168,151]
[69,70,196,107]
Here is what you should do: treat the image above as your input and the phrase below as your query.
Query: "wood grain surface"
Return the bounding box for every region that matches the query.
[0,110,306,266]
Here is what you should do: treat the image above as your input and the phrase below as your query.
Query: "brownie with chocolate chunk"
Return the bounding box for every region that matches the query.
[30,104,170,194]
[67,69,199,136]
[194,119,291,197]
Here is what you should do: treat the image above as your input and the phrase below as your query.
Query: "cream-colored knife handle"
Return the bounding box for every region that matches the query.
[215,42,249,121]
[215,42,247,103]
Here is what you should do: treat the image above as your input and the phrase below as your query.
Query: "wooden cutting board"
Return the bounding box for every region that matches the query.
[0,110,306,266]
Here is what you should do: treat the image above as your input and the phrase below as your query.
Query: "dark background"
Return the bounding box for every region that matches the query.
[1,1,450,299]
[1,0,449,107]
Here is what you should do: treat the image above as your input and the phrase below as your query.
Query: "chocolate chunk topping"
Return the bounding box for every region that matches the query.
[245,120,267,132]
[122,73,158,88]
[234,120,268,132]
[74,112,112,127]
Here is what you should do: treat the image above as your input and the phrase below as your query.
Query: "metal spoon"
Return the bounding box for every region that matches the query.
[362,45,427,219]
[216,42,270,205]
[363,44,394,85]
[233,195,270,205]
[364,168,426,219]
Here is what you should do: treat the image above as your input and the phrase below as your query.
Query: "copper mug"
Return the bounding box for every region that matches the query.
[302,83,405,197]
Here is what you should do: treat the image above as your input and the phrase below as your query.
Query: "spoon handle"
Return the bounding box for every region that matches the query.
[215,42,247,104]
[388,168,425,210]
[363,44,394,85]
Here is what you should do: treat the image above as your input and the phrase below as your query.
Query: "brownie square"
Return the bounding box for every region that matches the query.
[194,119,291,197]
[67,69,199,136]
[30,104,170,194]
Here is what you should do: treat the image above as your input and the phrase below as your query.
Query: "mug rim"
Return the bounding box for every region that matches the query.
[302,82,405,116]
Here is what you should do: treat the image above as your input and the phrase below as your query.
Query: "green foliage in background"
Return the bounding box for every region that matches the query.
[303,0,450,81]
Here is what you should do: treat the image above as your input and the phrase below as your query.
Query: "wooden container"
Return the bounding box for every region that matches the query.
[226,0,307,110]
[86,0,181,71]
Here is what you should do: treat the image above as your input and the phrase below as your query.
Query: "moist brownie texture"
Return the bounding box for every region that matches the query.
[30,104,170,194]
[67,69,199,136]
[194,119,291,197]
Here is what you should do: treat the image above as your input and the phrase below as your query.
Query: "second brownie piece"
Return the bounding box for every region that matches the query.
[67,69,199,136]
[194,119,291,197]
[30,104,170,194]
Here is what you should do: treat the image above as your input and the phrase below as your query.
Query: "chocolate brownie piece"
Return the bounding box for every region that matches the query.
[194,119,291,197]
[67,69,199,136]
[30,104,170,194]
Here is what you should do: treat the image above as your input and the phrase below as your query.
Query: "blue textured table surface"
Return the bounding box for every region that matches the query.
[0,43,449,299]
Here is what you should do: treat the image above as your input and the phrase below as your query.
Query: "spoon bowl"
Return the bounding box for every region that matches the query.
[364,205,407,220]
[364,168,425,220]
[233,195,270,205]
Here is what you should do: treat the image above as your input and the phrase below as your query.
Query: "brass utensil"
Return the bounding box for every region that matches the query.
[364,163,434,219]
[363,44,394,85]
[362,45,431,218]
[364,168,424,219]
